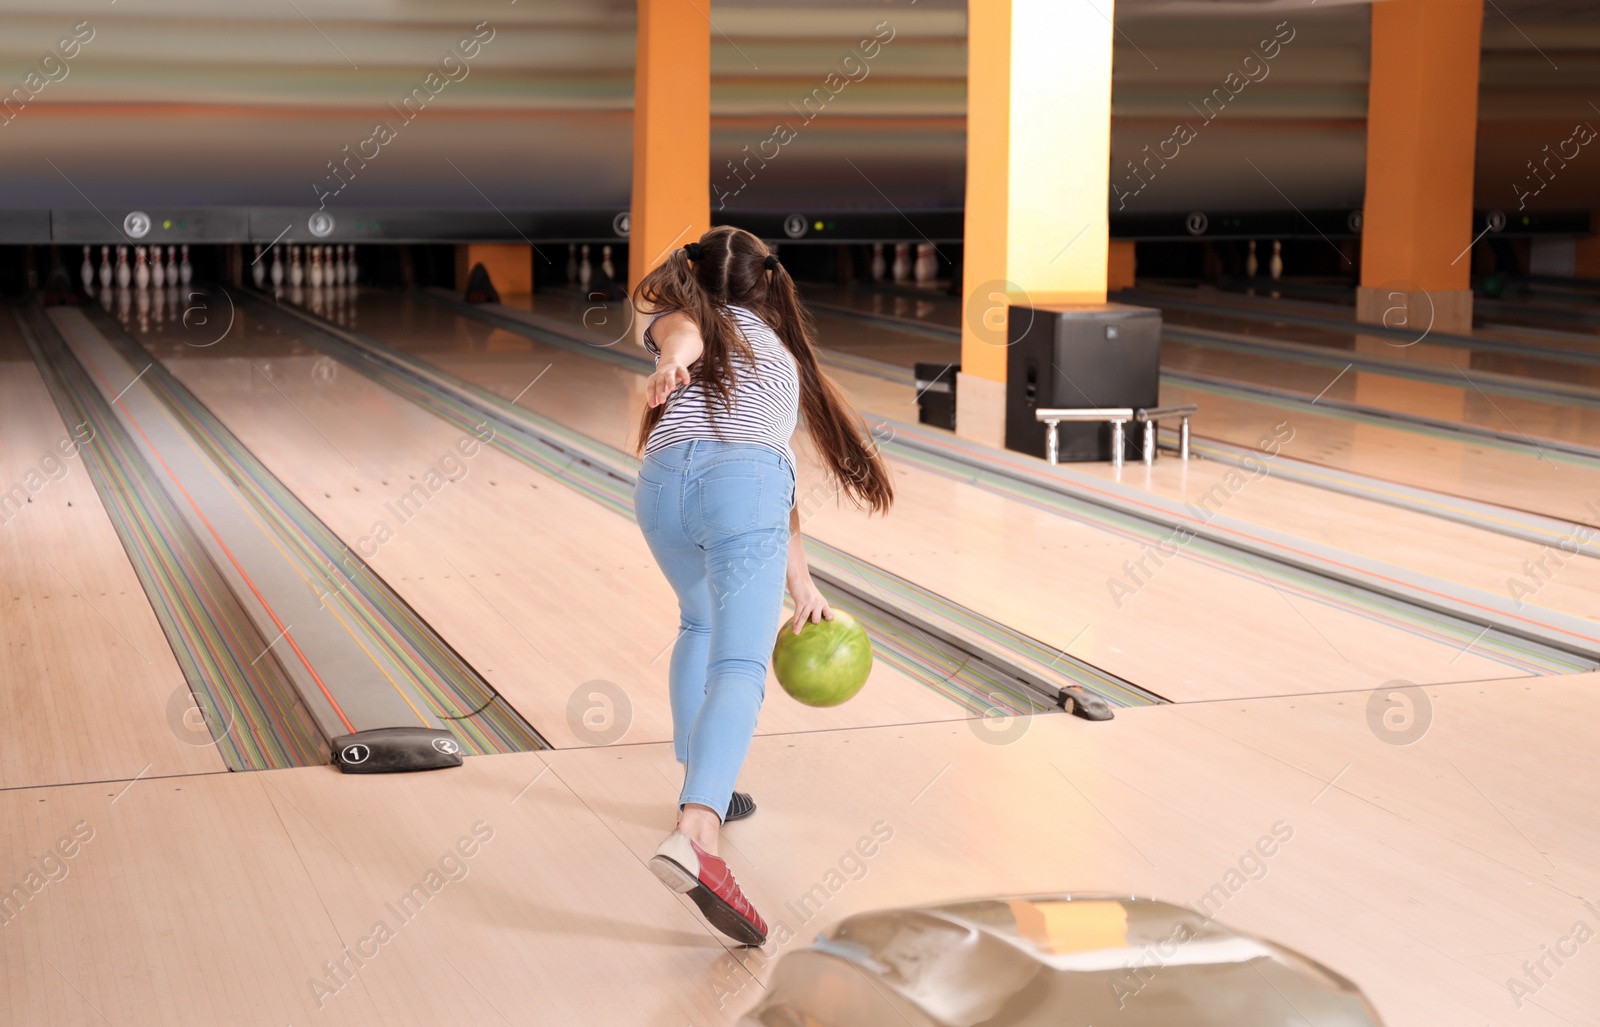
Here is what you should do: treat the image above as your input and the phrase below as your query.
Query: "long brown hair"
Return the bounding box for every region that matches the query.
[634,225,894,515]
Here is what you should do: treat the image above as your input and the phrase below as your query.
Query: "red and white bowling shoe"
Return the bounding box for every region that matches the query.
[650,831,768,946]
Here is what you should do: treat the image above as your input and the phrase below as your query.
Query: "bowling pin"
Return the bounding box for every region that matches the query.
[1246,240,1259,279]
[134,246,151,290]
[116,246,130,288]
[601,244,615,281]
[870,243,885,281]
[566,243,578,284]
[309,246,323,288]
[891,243,909,282]
[347,246,358,286]
[179,245,192,285]
[578,244,592,291]
[99,246,112,289]
[252,246,266,288]
[80,247,94,291]
[270,247,284,287]
[1270,240,1283,280]
[289,247,304,287]
[151,245,166,288]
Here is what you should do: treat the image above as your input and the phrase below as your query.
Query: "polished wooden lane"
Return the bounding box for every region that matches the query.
[1132,282,1600,357]
[781,289,1600,530]
[1161,339,1600,449]
[331,293,1560,702]
[0,318,226,790]
[1066,448,1600,624]
[1160,378,1600,526]
[791,285,1600,529]
[804,282,1600,451]
[1156,300,1600,382]
[134,308,965,749]
[4,672,1593,1026]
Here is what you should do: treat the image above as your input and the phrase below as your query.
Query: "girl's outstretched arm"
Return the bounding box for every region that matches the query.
[643,311,703,407]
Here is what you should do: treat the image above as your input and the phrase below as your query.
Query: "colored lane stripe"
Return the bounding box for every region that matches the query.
[877,421,1594,675]
[17,304,327,770]
[59,317,362,736]
[87,310,547,756]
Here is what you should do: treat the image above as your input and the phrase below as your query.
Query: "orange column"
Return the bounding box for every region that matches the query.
[455,244,532,295]
[628,0,710,290]
[1576,213,1600,279]
[959,0,1115,445]
[1107,240,1137,292]
[1357,0,1483,333]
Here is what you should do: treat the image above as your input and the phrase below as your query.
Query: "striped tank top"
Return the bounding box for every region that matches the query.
[643,305,800,468]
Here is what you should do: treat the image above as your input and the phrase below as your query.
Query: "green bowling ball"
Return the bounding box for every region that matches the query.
[1481,274,1505,298]
[772,609,873,707]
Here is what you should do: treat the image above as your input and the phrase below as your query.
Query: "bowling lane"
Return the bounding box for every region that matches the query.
[1476,295,1600,338]
[795,281,962,332]
[126,301,964,749]
[1137,283,1600,363]
[0,314,227,789]
[836,349,1600,624]
[1155,300,1600,391]
[1159,339,1600,451]
[336,291,1558,702]
[1160,377,1600,527]
[805,283,1600,451]
[497,285,960,376]
[755,296,1600,528]
[489,289,1600,572]
[1066,435,1600,624]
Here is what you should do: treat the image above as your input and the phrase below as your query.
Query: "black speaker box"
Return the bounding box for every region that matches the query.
[1004,303,1161,461]
[914,362,958,430]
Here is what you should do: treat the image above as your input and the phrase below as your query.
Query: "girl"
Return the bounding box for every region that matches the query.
[634,226,894,946]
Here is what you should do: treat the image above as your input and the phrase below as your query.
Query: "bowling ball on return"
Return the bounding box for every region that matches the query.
[1480,274,1505,298]
[772,609,873,707]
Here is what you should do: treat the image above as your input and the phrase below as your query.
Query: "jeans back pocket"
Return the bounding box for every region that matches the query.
[696,471,763,535]
[634,477,665,535]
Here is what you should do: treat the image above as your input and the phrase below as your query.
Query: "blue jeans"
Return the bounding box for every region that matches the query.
[635,441,796,820]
